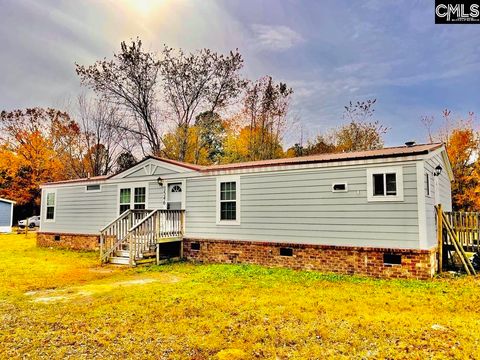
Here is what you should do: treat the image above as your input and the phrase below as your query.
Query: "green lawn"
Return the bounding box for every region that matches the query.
[1,234,480,359]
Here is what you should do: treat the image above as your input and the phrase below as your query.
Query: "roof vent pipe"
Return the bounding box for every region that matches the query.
[405,141,416,147]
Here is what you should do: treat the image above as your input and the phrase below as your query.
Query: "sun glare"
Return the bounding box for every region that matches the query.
[124,0,162,16]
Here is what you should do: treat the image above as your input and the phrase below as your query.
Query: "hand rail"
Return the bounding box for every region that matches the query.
[99,209,151,263]
[100,209,130,233]
[128,209,159,232]
[128,209,185,263]
[100,209,185,265]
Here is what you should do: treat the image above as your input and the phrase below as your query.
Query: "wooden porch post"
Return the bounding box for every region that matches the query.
[437,204,443,273]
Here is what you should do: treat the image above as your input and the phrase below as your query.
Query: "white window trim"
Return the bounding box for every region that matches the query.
[164,179,186,210]
[44,189,57,223]
[117,183,149,215]
[331,183,348,193]
[366,166,404,202]
[216,175,241,226]
[85,184,102,193]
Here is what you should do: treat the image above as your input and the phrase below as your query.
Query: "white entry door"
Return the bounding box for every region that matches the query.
[167,183,182,210]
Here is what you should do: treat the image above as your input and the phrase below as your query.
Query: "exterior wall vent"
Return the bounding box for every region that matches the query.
[383,253,402,265]
[280,247,293,257]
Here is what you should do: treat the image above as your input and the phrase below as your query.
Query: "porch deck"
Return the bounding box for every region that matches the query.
[100,209,185,266]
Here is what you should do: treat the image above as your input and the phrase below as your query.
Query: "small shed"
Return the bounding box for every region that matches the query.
[0,198,15,233]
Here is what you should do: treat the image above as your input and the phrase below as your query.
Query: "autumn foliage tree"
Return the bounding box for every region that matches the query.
[160,47,247,162]
[425,110,480,211]
[287,99,388,157]
[0,108,73,207]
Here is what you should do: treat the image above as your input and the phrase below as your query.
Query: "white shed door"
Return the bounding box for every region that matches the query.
[167,183,182,210]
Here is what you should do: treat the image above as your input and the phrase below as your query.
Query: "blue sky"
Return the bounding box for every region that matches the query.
[1,0,479,146]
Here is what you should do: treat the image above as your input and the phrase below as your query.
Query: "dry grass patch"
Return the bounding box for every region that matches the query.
[1,234,480,359]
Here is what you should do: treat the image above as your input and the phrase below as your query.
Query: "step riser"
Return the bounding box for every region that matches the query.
[115,250,130,257]
[109,257,130,265]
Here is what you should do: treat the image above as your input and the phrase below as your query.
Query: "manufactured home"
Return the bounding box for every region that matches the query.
[0,198,15,233]
[38,143,452,278]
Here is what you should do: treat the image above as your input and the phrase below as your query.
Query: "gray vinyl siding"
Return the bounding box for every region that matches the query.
[424,153,452,248]
[185,163,420,249]
[148,181,165,208]
[39,181,167,235]
[40,184,118,234]
[0,201,12,226]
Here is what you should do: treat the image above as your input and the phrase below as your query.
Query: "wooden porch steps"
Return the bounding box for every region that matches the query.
[100,209,185,266]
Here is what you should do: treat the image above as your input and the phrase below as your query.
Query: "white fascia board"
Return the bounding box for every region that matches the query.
[41,154,428,188]
[110,158,192,179]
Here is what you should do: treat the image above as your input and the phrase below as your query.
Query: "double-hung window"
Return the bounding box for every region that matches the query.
[134,187,146,209]
[217,176,240,225]
[45,191,56,221]
[119,185,147,214]
[119,188,131,214]
[367,167,404,202]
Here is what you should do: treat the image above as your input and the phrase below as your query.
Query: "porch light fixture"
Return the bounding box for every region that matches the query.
[434,165,442,177]
[157,177,163,186]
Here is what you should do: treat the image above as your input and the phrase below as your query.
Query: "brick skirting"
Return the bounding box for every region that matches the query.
[183,238,437,279]
[37,232,99,251]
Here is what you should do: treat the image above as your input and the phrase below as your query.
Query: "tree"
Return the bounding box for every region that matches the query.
[160,47,247,161]
[0,109,70,207]
[0,108,82,178]
[241,76,293,161]
[116,152,137,173]
[222,125,284,163]
[192,111,226,164]
[446,127,480,210]
[76,38,163,155]
[424,110,480,211]
[77,96,126,177]
[334,99,388,152]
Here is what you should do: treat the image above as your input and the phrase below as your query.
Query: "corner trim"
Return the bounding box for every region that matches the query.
[417,161,428,249]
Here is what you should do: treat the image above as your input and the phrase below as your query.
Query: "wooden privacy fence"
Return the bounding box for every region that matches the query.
[443,211,480,253]
[437,205,478,275]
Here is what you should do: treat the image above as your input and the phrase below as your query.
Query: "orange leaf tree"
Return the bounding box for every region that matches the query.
[0,108,81,208]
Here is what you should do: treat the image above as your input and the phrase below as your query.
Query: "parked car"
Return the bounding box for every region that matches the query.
[18,216,40,228]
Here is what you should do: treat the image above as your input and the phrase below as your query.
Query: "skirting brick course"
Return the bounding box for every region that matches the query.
[183,238,437,279]
[37,232,99,251]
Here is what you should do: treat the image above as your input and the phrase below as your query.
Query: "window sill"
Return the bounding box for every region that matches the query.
[367,196,404,202]
[216,220,241,226]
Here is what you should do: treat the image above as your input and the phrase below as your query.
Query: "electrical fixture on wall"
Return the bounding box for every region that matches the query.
[434,165,442,177]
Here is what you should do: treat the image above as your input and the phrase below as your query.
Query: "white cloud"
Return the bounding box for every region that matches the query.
[251,24,304,51]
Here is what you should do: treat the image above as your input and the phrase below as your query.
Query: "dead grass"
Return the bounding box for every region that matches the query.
[1,234,480,359]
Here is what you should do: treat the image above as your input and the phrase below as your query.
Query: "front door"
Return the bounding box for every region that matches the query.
[167,183,182,210]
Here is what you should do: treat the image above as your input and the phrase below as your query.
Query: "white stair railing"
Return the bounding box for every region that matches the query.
[99,209,150,263]
[127,209,185,265]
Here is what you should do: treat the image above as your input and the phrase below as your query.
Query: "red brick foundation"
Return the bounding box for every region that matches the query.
[183,238,437,279]
[37,232,99,251]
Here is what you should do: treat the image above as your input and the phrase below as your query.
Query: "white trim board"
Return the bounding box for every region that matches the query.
[366,166,404,202]
[216,175,241,226]
[41,154,435,188]
[0,226,12,233]
[416,161,428,249]
[164,179,186,210]
[110,158,191,179]
[116,182,150,215]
